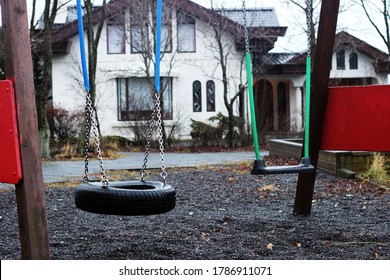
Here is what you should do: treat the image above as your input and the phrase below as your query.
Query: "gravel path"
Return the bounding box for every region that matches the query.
[1,159,389,260]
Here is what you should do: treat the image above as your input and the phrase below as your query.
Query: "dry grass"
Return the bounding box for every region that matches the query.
[363,153,390,190]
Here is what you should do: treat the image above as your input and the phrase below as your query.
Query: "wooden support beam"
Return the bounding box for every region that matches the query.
[293,0,340,215]
[0,0,51,259]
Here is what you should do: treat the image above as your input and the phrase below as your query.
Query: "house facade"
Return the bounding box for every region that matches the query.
[251,31,390,139]
[50,0,285,141]
[49,0,390,143]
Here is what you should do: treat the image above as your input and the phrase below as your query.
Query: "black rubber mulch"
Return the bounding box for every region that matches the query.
[1,160,389,260]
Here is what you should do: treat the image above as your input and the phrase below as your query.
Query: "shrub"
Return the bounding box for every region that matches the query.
[47,105,84,157]
[364,153,390,187]
[190,118,222,146]
[47,106,84,144]
[102,135,132,151]
[190,112,248,147]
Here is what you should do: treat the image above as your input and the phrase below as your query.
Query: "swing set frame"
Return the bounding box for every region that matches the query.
[243,0,315,175]
[3,0,385,258]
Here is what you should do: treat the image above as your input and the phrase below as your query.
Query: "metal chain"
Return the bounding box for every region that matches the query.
[84,90,109,188]
[155,94,167,184]
[306,0,312,57]
[139,93,167,185]
[140,99,157,181]
[242,0,250,54]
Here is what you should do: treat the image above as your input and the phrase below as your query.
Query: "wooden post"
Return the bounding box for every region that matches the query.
[293,0,340,215]
[0,0,51,259]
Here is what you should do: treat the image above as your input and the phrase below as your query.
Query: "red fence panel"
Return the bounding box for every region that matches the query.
[321,85,390,152]
[0,80,22,184]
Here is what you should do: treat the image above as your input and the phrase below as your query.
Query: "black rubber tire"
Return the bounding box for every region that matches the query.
[74,181,176,216]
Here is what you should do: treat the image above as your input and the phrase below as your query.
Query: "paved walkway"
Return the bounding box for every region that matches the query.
[0,151,267,188]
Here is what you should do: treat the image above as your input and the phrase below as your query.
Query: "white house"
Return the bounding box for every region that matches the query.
[49,0,390,143]
[50,0,286,141]
[251,31,390,139]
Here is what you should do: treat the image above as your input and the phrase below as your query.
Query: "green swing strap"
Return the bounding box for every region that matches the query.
[243,0,314,175]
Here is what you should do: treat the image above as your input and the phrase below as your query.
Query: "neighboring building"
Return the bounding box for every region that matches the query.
[49,0,390,143]
[252,31,390,137]
[49,0,286,140]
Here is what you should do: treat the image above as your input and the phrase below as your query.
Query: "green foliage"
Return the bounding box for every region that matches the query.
[190,112,246,147]
[190,118,222,146]
[102,135,132,151]
[47,105,84,157]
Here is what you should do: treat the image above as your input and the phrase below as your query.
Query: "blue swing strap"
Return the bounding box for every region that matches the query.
[139,0,168,184]
[76,0,109,187]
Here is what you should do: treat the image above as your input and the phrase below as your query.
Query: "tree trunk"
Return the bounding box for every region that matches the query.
[34,0,58,158]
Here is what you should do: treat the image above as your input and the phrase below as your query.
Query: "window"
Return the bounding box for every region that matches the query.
[160,25,172,52]
[193,80,202,112]
[130,8,149,53]
[118,77,172,121]
[277,82,289,131]
[156,6,172,52]
[177,11,196,52]
[336,49,345,70]
[206,80,215,112]
[349,52,358,69]
[107,12,126,54]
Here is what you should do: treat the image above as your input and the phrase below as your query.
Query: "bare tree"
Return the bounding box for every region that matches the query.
[199,6,248,148]
[30,0,70,157]
[353,0,390,55]
[122,0,178,147]
[83,0,107,137]
[281,0,354,54]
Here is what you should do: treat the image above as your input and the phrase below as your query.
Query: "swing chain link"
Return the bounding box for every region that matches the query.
[155,94,167,183]
[140,97,157,181]
[140,93,167,185]
[306,0,312,57]
[242,0,250,54]
[84,90,109,188]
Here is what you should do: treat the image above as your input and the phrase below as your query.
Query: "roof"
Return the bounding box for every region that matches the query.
[335,31,388,61]
[253,31,390,75]
[222,8,280,27]
[49,0,287,54]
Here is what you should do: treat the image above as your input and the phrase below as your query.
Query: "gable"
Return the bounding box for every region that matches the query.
[49,0,286,55]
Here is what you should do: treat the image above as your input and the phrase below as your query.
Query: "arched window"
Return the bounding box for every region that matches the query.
[349,52,358,69]
[193,81,202,112]
[336,49,345,70]
[206,80,215,112]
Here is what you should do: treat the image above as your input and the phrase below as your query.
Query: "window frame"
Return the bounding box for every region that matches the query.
[117,77,173,121]
[336,49,346,70]
[192,80,202,112]
[206,80,215,112]
[349,52,358,70]
[107,12,126,54]
[177,11,196,53]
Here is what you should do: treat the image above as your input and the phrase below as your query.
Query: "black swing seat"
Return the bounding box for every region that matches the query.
[75,180,176,216]
[251,157,315,175]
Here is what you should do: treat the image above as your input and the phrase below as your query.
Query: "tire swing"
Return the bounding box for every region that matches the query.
[74,0,175,216]
[242,0,315,175]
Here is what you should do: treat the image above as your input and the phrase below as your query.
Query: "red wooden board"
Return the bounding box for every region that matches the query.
[0,80,22,184]
[321,85,390,152]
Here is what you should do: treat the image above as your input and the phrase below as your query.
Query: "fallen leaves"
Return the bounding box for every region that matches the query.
[260,184,277,192]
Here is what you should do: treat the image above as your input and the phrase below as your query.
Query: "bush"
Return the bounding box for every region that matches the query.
[102,135,132,151]
[190,118,222,146]
[363,153,390,187]
[47,106,84,143]
[47,105,84,157]
[190,112,247,147]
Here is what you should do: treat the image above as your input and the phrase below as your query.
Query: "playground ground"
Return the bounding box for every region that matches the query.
[0,155,389,260]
